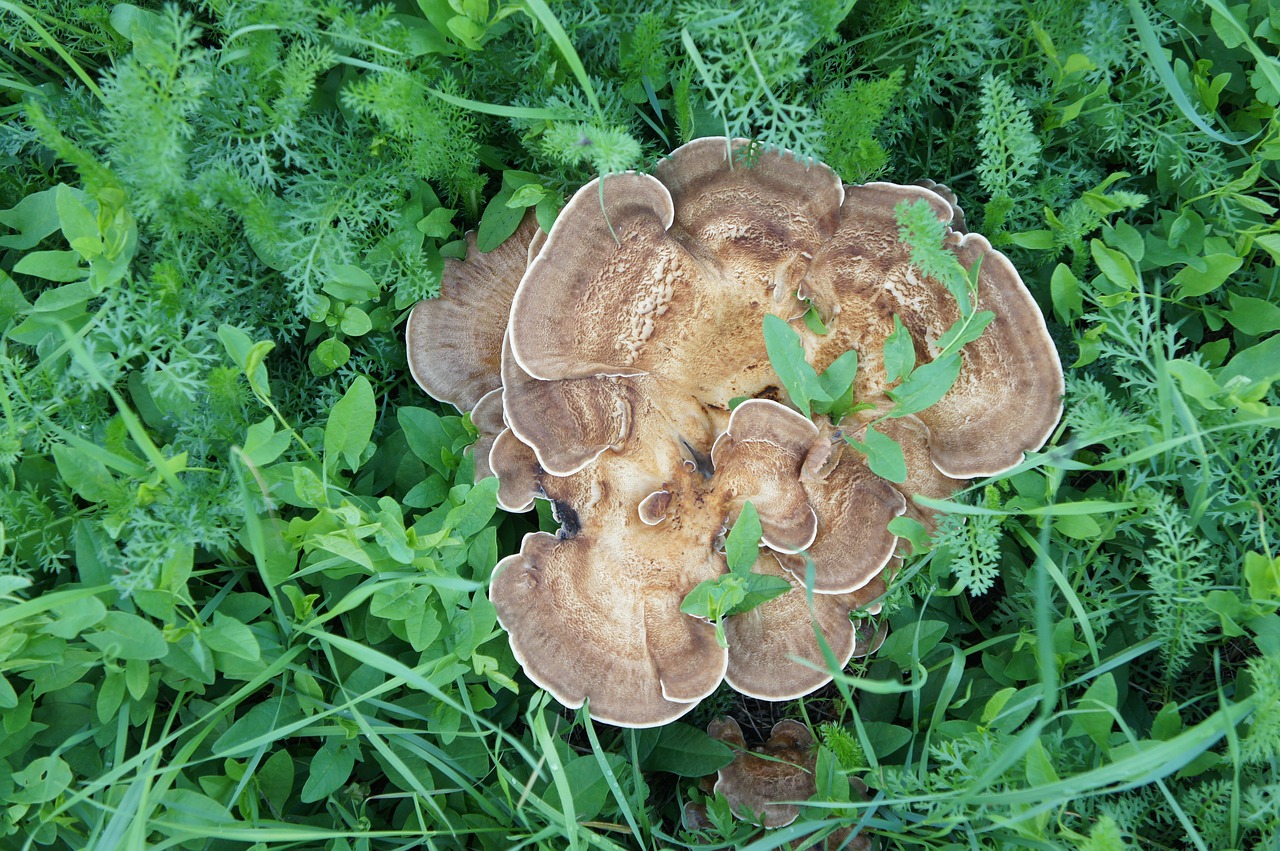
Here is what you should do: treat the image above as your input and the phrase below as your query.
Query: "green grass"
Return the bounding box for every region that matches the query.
[1,0,1279,848]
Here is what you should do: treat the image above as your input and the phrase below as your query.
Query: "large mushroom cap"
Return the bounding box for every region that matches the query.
[408,137,1064,728]
[802,182,1062,478]
[406,212,539,412]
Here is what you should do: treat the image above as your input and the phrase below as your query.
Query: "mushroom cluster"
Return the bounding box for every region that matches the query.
[407,138,1063,728]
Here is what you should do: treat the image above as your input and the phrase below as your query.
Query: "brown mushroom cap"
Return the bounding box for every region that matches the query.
[489,527,727,727]
[794,450,906,594]
[914,178,968,233]
[468,388,506,481]
[487,428,541,513]
[709,717,816,828]
[500,334,636,476]
[406,212,538,412]
[722,550,861,700]
[414,139,1062,728]
[801,182,1062,478]
[655,138,843,313]
[709,399,819,554]
[509,147,846,412]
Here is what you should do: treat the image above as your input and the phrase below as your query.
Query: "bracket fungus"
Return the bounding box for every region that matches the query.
[406,137,1063,728]
[684,717,873,849]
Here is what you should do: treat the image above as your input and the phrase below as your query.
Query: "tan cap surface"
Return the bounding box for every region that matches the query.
[406,213,538,411]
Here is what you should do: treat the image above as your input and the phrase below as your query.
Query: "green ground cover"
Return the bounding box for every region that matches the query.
[1,0,1278,848]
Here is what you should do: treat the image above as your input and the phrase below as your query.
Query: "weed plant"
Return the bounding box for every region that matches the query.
[0,0,1278,848]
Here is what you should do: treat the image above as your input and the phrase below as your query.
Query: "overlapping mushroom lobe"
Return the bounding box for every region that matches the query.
[802,183,1062,477]
[488,528,727,728]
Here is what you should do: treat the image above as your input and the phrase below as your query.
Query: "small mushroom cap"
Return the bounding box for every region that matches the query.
[853,410,963,533]
[468,388,506,482]
[710,716,817,828]
[852,618,889,657]
[489,531,727,728]
[487,428,541,513]
[795,451,906,594]
[722,551,860,700]
[710,399,819,553]
[406,212,538,411]
[919,230,1064,476]
[638,489,672,525]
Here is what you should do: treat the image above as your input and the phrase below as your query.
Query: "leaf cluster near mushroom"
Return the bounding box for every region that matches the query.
[406,137,1064,728]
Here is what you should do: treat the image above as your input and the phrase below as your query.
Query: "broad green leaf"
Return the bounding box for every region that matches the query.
[763,313,827,418]
[96,668,126,724]
[1054,513,1102,539]
[733,571,792,612]
[636,722,734,777]
[724,501,762,576]
[323,264,380,302]
[159,789,234,827]
[477,181,525,252]
[0,185,64,249]
[257,750,295,812]
[815,349,859,419]
[339,306,372,337]
[43,594,107,639]
[1151,703,1183,741]
[324,375,375,472]
[55,184,100,247]
[1220,334,1280,399]
[242,418,291,467]
[202,612,261,662]
[506,182,549,208]
[846,425,907,483]
[416,206,456,238]
[981,687,1017,724]
[1170,253,1242,299]
[934,310,995,356]
[862,722,912,758]
[1024,738,1060,786]
[218,325,273,395]
[13,249,84,282]
[1244,551,1280,604]
[887,354,961,416]
[83,612,168,661]
[399,407,455,476]
[444,476,500,538]
[802,304,828,334]
[882,315,915,383]
[887,515,931,552]
[51,444,119,503]
[1050,263,1083,324]
[1075,672,1118,749]
[1089,239,1138,292]
[877,619,948,667]
[1224,294,1280,336]
[1166,359,1224,410]
[301,739,356,803]
[214,699,304,757]
[680,576,745,622]
[10,756,72,804]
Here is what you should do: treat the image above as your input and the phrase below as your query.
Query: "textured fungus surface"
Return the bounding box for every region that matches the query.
[406,137,1064,727]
